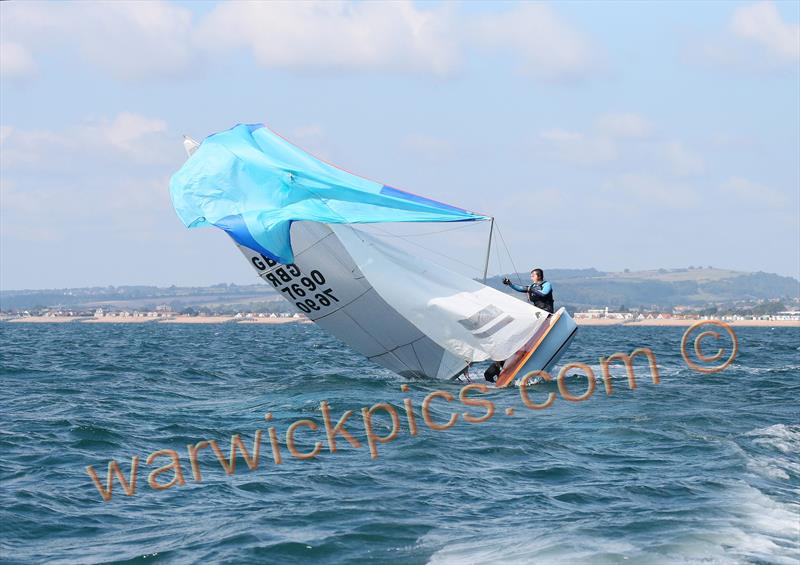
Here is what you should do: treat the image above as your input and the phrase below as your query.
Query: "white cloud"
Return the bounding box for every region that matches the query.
[0,127,71,168]
[665,141,705,176]
[538,129,617,165]
[595,113,652,139]
[1,1,197,81]
[100,113,168,154]
[606,173,699,209]
[1,172,173,246]
[721,176,787,207]
[0,42,36,79]
[1,1,601,82]
[536,112,654,166]
[1,115,177,253]
[1,112,172,169]
[731,1,800,63]
[0,125,13,144]
[696,1,799,71]
[473,3,600,81]
[197,1,460,76]
[538,114,712,181]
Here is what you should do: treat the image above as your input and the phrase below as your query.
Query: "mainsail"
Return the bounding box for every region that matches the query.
[171,124,552,379]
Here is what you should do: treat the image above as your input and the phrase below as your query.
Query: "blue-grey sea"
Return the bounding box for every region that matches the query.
[0,323,798,564]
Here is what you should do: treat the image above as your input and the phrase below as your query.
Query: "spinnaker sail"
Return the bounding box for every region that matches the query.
[170,123,574,381]
[171,124,487,265]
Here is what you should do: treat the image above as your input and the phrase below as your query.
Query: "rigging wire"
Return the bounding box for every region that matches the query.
[494,222,524,285]
[484,219,503,283]
[286,178,499,280]
[360,222,480,238]
[293,179,487,275]
[492,222,505,281]
[368,223,484,273]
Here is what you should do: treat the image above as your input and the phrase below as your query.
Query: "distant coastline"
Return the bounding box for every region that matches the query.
[574,318,799,327]
[1,315,311,325]
[1,315,797,327]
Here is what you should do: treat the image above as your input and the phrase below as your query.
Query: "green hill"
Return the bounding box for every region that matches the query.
[486,267,799,309]
[2,267,798,313]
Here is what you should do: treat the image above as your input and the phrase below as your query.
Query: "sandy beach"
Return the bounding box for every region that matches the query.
[82,317,161,324]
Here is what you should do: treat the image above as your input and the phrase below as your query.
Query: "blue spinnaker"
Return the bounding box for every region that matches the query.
[170,124,488,263]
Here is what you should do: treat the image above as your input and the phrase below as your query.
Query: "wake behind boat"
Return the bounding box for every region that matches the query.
[170,124,576,384]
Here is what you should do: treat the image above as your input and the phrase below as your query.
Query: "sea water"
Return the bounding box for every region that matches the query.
[0,323,798,564]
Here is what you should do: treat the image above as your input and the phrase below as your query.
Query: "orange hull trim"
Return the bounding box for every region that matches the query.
[495,310,563,388]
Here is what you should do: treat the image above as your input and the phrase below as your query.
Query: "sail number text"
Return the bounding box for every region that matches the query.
[251,254,339,314]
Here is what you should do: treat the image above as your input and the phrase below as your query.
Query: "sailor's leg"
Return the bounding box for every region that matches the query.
[484,360,504,382]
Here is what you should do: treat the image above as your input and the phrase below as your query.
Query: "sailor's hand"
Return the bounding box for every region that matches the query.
[502,277,511,286]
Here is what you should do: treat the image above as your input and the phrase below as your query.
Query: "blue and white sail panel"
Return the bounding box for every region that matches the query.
[171,124,488,264]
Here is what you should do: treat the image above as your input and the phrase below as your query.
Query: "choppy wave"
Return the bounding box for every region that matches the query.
[0,323,798,563]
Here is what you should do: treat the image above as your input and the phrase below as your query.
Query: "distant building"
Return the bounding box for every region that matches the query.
[772,311,800,321]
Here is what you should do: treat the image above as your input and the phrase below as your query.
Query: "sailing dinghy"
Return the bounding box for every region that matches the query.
[170,124,577,385]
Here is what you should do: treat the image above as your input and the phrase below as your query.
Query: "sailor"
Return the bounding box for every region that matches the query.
[484,269,554,383]
[503,268,554,314]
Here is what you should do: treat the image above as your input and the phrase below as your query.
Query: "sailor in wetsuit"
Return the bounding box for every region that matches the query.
[503,268,554,314]
[484,268,555,382]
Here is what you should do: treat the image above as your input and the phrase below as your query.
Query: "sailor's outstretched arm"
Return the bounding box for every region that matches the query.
[508,282,529,293]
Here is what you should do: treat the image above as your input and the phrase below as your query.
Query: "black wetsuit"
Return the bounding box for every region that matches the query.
[509,280,555,314]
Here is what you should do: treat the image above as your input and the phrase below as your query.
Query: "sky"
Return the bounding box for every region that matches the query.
[1,0,798,290]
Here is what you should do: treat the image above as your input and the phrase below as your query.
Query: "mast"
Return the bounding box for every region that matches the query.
[482,217,494,284]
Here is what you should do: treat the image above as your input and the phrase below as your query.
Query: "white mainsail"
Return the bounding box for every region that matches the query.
[331,225,549,362]
[236,221,549,379]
